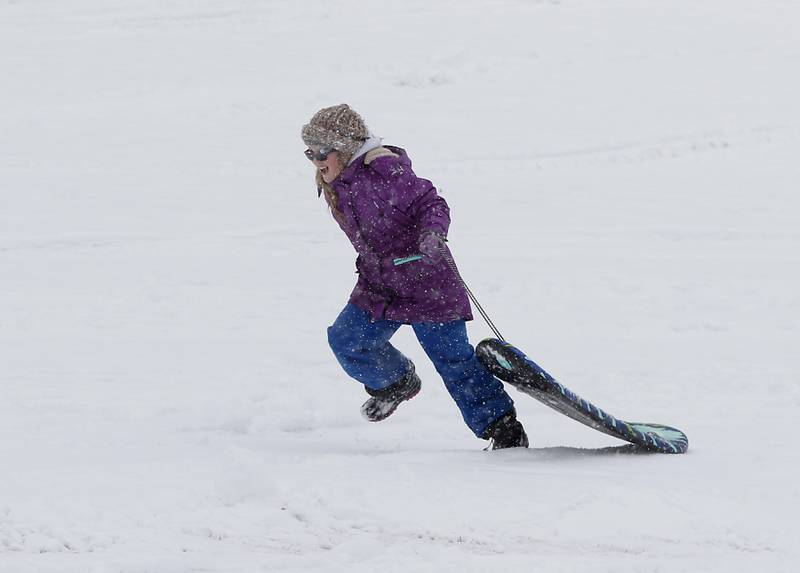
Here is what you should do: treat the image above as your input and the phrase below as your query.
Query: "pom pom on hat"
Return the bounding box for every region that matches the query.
[301,104,369,156]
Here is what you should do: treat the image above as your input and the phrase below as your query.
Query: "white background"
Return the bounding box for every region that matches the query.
[1,1,798,571]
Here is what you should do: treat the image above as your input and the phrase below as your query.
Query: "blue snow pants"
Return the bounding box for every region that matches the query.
[327,303,515,438]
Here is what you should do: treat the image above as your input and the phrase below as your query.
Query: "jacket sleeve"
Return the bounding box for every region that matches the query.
[369,154,451,237]
[408,183,450,237]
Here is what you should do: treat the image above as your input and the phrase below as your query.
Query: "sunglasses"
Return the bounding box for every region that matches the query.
[304,147,335,162]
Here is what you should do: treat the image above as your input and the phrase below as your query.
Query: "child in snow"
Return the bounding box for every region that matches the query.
[302,104,528,450]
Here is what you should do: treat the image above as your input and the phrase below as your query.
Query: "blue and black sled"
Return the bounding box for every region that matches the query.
[436,247,689,454]
[476,338,689,454]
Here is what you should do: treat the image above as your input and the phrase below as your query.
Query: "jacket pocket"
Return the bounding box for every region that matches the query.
[384,258,442,301]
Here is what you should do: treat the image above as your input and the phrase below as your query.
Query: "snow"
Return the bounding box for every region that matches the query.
[1,0,799,571]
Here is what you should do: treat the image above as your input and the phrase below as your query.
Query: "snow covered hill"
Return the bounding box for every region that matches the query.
[1,1,798,571]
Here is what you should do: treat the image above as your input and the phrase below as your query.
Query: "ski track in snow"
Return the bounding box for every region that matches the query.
[2,0,799,572]
[500,126,799,168]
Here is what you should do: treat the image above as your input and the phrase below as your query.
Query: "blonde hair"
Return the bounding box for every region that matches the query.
[316,151,351,223]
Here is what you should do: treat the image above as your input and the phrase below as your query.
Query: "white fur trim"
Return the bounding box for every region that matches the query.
[348,133,383,165]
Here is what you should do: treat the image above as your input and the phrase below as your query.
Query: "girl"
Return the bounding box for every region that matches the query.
[302,104,527,450]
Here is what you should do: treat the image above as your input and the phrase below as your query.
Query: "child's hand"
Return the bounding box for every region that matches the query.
[419,231,446,264]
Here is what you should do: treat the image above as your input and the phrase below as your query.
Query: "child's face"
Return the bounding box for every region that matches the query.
[308,147,343,183]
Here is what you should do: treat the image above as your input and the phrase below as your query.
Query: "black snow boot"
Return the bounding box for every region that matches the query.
[483,411,529,450]
[361,364,422,422]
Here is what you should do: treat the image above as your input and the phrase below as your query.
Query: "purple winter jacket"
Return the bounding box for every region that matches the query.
[329,146,472,324]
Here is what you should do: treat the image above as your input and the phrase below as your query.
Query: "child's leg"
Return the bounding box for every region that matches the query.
[327,303,408,391]
[412,320,514,437]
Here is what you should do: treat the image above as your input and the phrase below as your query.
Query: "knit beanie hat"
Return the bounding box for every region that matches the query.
[301,104,369,156]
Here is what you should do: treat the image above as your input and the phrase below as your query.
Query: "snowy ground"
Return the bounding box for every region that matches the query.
[2,1,799,571]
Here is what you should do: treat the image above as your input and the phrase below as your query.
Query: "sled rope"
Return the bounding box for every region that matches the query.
[439,245,505,342]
